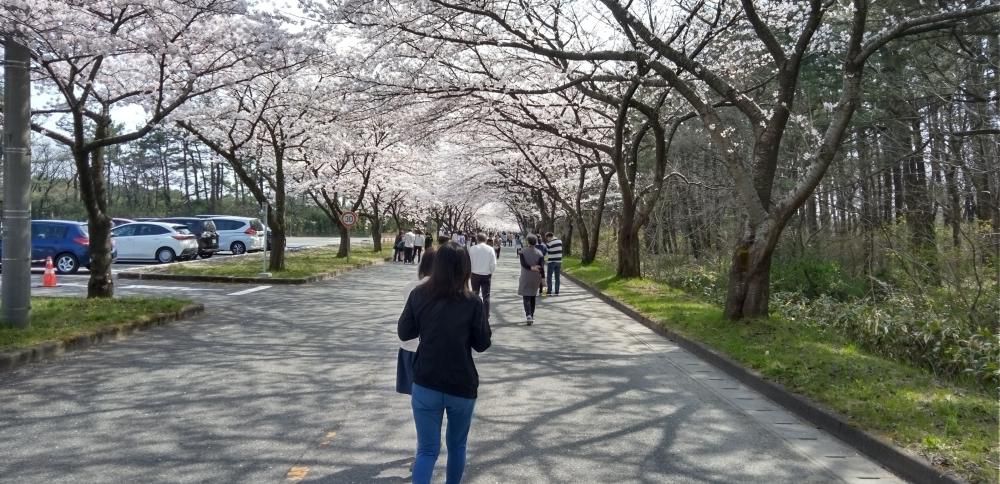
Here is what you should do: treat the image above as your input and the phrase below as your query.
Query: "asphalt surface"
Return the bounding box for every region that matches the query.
[0,248,905,483]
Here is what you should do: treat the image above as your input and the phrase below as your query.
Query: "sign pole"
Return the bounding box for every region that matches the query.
[340,211,358,263]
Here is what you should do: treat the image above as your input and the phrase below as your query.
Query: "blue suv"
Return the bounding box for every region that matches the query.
[0,220,118,274]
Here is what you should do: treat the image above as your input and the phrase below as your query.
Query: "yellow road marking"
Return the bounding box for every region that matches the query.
[286,466,309,481]
[319,431,337,448]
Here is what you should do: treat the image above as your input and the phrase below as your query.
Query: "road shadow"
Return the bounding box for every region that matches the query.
[0,260,837,483]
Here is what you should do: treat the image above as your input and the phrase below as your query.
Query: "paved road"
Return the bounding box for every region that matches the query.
[0,249,904,483]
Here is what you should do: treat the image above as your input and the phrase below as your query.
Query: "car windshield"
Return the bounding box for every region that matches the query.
[78,224,88,236]
[251,219,264,231]
[173,226,193,235]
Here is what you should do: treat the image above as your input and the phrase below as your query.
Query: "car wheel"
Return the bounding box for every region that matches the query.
[231,241,247,255]
[156,247,176,264]
[54,253,80,274]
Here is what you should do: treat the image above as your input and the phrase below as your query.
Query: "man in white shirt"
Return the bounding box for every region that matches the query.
[412,229,425,263]
[403,229,416,264]
[468,232,498,321]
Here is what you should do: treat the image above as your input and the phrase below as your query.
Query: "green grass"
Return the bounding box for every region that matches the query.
[563,257,999,484]
[163,247,385,278]
[0,297,190,351]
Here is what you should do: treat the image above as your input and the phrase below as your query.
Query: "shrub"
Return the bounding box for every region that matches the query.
[771,256,867,301]
[774,291,998,387]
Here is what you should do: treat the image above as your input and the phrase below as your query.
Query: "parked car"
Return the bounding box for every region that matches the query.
[0,220,117,274]
[110,222,199,263]
[154,217,219,258]
[112,218,135,227]
[199,216,265,254]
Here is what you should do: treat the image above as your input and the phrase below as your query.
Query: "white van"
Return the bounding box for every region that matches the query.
[201,216,265,254]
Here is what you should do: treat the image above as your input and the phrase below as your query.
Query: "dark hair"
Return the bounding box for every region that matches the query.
[526,234,537,246]
[436,235,449,245]
[424,242,472,300]
[477,233,487,243]
[545,232,553,238]
[417,248,435,278]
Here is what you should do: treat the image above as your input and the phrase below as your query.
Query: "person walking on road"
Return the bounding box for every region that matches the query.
[491,237,501,259]
[425,232,435,252]
[518,234,544,325]
[393,231,404,262]
[403,228,416,264]
[544,232,563,296]
[534,235,548,296]
[398,242,492,484]
[469,233,497,322]
[397,250,436,395]
[413,229,425,263]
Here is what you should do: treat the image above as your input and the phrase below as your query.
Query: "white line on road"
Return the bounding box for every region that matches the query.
[121,284,220,292]
[227,285,271,296]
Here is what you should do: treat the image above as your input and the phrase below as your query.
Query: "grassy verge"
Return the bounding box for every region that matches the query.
[0,297,191,352]
[163,247,385,278]
[563,257,998,484]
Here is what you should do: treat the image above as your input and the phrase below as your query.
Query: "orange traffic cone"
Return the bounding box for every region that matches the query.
[42,256,58,288]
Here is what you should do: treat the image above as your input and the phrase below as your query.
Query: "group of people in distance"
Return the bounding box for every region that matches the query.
[394,229,563,483]
[393,228,431,264]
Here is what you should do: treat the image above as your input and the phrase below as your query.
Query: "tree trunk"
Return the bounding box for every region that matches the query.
[267,207,287,271]
[193,148,202,202]
[724,223,778,320]
[75,138,114,298]
[899,115,938,279]
[86,212,115,298]
[370,216,383,252]
[581,172,612,265]
[563,220,573,257]
[946,138,962,248]
[616,212,641,277]
[337,223,350,258]
[268,224,286,271]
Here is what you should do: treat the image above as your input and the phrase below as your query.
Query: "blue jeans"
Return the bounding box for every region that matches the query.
[546,261,561,294]
[411,383,477,484]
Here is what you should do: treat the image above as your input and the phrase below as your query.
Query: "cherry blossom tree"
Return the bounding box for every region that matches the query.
[178,64,323,270]
[3,0,298,296]
[318,0,1000,319]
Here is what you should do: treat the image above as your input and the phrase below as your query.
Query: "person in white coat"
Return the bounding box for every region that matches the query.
[403,229,416,264]
[468,233,497,321]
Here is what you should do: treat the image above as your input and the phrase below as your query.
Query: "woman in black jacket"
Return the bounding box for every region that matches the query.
[398,242,492,484]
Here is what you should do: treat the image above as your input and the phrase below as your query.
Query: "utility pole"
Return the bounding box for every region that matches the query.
[2,36,32,328]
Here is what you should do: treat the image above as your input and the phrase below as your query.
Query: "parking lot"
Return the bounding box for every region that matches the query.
[0,236,372,300]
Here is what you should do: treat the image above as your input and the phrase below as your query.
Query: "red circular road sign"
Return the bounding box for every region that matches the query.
[341,211,358,227]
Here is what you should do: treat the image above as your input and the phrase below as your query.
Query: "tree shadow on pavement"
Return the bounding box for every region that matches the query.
[0,262,837,483]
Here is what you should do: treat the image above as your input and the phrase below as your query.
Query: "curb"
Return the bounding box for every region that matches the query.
[561,270,963,484]
[117,259,384,285]
[0,303,205,375]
